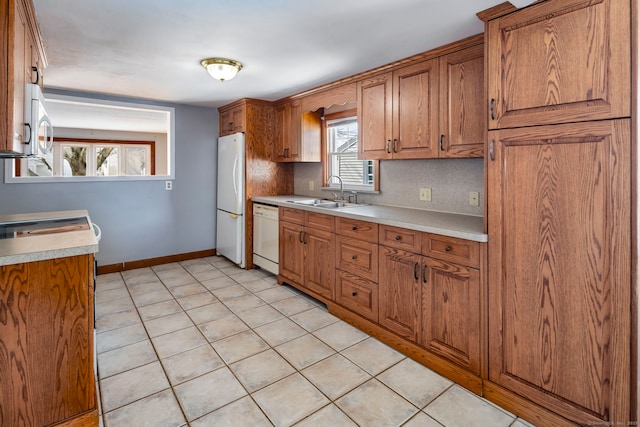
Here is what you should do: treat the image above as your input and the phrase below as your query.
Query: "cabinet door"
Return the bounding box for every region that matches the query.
[393,59,439,159]
[421,258,480,374]
[9,0,28,151]
[0,255,96,426]
[487,120,630,425]
[230,105,245,133]
[378,246,421,341]
[274,100,302,162]
[357,72,393,160]
[487,0,630,129]
[304,229,335,300]
[336,270,378,322]
[279,221,304,285]
[219,109,233,136]
[439,44,484,158]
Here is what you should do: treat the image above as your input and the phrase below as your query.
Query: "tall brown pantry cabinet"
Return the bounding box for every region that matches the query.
[481,0,633,426]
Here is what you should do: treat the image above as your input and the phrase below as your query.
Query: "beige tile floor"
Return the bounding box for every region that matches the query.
[95,256,536,427]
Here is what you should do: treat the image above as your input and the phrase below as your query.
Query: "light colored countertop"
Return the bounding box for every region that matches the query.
[252,195,488,243]
[0,210,99,266]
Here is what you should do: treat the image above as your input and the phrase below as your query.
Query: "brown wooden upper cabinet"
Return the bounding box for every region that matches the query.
[486,0,630,129]
[1,0,46,156]
[273,99,321,162]
[358,43,484,160]
[219,103,245,136]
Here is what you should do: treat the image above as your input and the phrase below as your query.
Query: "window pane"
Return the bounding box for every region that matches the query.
[125,147,149,176]
[327,116,373,188]
[62,145,87,176]
[96,147,119,176]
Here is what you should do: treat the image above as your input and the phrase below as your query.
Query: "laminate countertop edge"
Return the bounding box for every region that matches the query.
[0,210,99,266]
[252,196,488,243]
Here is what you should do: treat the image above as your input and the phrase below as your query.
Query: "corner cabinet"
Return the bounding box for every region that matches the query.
[358,39,484,160]
[1,0,47,156]
[0,255,98,426]
[273,100,321,162]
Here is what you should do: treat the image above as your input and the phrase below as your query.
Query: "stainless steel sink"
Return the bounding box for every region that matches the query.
[287,199,366,209]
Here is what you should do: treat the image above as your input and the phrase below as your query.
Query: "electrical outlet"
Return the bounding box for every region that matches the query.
[165,181,173,191]
[419,187,432,201]
[309,180,314,191]
[469,191,479,206]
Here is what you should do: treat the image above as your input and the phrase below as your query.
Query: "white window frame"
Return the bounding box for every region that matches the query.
[5,94,174,183]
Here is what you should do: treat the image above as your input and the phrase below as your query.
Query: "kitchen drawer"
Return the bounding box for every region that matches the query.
[379,225,422,253]
[336,236,378,282]
[422,233,480,268]
[280,207,304,225]
[335,217,378,242]
[335,270,378,322]
[305,211,335,232]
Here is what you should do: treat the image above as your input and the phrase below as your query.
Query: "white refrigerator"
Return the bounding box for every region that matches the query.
[216,132,245,267]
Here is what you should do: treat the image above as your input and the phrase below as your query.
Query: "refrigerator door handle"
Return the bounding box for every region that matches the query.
[232,156,239,198]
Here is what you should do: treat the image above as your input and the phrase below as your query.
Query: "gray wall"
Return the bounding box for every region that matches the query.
[0,90,218,266]
[294,158,484,216]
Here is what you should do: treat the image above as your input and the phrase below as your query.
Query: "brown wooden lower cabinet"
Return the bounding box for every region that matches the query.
[0,254,98,427]
[278,208,335,300]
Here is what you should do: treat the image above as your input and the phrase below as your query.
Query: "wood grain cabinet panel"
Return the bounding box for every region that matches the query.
[487,0,630,129]
[379,225,422,253]
[0,255,97,426]
[421,257,481,374]
[422,233,480,268]
[335,270,378,322]
[274,100,321,162]
[335,236,378,282]
[378,246,421,341]
[439,44,485,158]
[335,217,378,243]
[487,119,631,425]
[279,208,335,300]
[358,40,484,160]
[218,104,245,136]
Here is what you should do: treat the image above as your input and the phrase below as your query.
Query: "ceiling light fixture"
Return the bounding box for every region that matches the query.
[200,58,243,82]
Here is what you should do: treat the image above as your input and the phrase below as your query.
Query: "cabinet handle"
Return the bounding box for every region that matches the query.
[299,231,304,243]
[392,138,398,153]
[228,122,233,131]
[489,139,495,161]
[23,123,31,144]
[422,263,427,283]
[351,226,357,231]
[352,291,358,297]
[351,255,357,260]
[489,98,496,120]
[445,246,452,252]
[395,235,401,241]
[32,66,39,85]
[439,135,445,151]
[386,140,391,154]
[414,262,420,281]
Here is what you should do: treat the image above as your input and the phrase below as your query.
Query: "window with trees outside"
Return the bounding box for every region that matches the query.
[5,94,174,183]
[19,138,155,177]
[324,109,378,191]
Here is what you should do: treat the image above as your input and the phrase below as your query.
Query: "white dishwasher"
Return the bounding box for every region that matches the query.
[253,203,279,275]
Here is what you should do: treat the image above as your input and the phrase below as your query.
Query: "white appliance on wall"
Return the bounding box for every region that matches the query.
[216,132,245,267]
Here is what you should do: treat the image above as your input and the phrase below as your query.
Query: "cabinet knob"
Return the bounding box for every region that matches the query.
[352,226,357,231]
[351,255,357,260]
[395,235,401,241]
[352,292,358,297]
[445,246,452,252]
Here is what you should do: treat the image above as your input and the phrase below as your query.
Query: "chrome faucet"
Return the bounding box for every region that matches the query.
[326,175,344,201]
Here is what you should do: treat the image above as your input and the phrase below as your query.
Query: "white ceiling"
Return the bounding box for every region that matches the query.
[32,0,524,109]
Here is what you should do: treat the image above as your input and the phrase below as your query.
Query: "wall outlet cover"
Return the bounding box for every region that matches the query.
[419,187,432,201]
[469,191,479,206]
[309,180,314,191]
[165,181,173,190]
